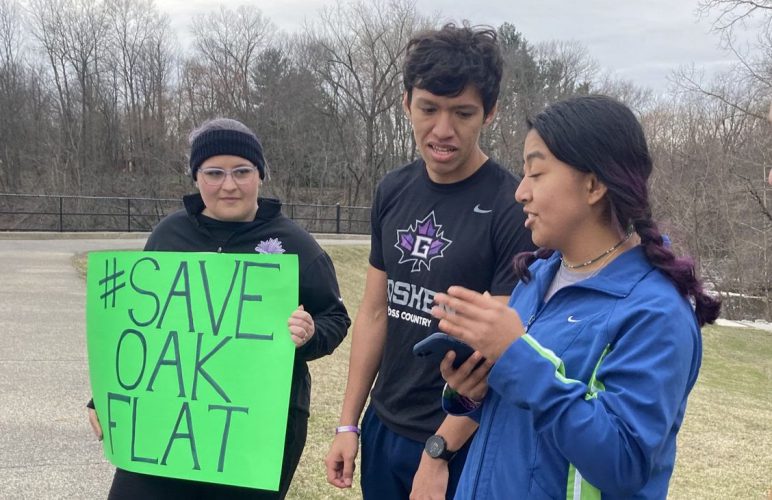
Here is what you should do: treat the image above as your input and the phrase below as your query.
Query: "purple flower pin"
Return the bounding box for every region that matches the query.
[255,238,285,254]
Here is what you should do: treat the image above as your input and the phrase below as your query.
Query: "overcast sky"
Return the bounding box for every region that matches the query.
[157,0,738,94]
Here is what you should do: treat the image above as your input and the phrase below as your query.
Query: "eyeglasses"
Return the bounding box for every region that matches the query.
[198,166,258,186]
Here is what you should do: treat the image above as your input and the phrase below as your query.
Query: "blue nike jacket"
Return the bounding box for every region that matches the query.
[445,246,702,499]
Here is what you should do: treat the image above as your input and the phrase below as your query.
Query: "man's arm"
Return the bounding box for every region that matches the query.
[410,294,508,500]
[410,415,477,500]
[325,265,389,489]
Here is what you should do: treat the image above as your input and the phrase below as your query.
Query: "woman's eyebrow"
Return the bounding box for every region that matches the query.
[524,151,545,164]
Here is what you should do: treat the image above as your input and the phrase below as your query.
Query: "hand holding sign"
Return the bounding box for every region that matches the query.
[88,407,103,440]
[287,305,315,347]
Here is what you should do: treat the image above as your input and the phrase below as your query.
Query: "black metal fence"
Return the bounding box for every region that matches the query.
[0,193,371,235]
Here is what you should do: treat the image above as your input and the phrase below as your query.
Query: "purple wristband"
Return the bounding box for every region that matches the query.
[335,425,361,435]
[457,395,482,412]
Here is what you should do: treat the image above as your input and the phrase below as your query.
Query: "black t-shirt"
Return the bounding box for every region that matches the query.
[369,158,534,441]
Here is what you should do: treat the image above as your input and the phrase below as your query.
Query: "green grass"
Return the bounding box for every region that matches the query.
[286,245,368,499]
[667,325,772,499]
[75,246,772,498]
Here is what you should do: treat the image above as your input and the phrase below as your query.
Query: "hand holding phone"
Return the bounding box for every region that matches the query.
[413,332,476,369]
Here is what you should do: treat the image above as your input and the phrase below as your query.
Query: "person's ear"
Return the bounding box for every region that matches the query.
[483,103,498,126]
[402,91,411,115]
[586,173,608,206]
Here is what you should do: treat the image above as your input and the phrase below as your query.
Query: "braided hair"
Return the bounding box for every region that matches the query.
[513,95,720,326]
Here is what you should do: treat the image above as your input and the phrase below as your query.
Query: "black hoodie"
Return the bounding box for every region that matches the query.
[142,193,351,414]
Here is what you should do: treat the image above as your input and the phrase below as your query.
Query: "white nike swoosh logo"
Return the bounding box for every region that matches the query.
[567,316,581,323]
[473,204,492,214]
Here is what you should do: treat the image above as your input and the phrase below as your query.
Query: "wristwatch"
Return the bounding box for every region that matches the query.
[424,434,456,461]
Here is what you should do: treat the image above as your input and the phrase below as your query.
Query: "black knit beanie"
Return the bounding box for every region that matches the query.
[189,129,266,180]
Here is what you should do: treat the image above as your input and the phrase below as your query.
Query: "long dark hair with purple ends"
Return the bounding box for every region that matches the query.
[514,95,720,326]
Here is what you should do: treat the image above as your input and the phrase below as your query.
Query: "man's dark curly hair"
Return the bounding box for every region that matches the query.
[403,22,503,118]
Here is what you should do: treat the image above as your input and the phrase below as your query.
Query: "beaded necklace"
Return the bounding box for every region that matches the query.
[560,231,633,270]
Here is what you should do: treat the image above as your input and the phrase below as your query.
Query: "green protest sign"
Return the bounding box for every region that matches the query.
[86,251,298,491]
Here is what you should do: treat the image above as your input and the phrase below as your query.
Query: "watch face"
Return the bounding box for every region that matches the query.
[425,435,446,458]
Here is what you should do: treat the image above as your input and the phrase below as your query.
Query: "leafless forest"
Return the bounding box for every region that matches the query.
[0,0,770,318]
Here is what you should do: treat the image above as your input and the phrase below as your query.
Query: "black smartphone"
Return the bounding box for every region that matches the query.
[413,332,475,369]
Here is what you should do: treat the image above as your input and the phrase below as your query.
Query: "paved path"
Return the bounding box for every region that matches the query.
[0,234,367,499]
[0,237,147,499]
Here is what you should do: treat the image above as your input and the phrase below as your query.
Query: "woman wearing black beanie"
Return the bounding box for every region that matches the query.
[87,118,351,499]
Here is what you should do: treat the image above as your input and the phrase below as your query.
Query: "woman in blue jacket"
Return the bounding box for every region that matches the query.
[431,95,720,499]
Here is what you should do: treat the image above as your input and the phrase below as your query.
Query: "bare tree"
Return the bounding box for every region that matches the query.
[484,23,537,170]
[0,0,25,190]
[487,29,602,172]
[532,40,597,102]
[189,5,274,120]
[594,76,655,114]
[251,38,344,204]
[104,0,178,195]
[699,0,772,37]
[304,0,429,205]
[27,0,109,192]
[668,0,772,318]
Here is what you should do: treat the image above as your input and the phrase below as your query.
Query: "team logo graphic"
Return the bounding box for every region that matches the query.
[395,211,452,272]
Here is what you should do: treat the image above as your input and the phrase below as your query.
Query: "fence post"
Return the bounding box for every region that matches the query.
[59,196,63,232]
[336,203,341,234]
[127,198,131,232]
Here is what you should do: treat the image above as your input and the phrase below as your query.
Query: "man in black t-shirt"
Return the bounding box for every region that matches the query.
[325,23,533,500]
